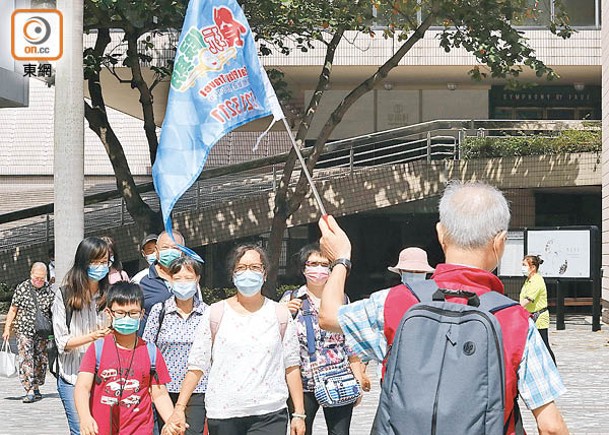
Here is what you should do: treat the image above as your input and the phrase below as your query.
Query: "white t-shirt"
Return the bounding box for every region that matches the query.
[188,298,300,419]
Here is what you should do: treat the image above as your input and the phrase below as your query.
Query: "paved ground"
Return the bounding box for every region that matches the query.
[1,315,607,434]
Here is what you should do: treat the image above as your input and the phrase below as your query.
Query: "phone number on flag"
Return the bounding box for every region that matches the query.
[210,91,262,124]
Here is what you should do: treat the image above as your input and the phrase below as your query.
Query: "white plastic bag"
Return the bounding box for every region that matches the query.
[0,339,17,378]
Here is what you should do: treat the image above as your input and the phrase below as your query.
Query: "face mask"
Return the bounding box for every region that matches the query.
[31,278,46,288]
[401,272,427,286]
[172,281,198,301]
[521,266,530,276]
[112,316,140,335]
[233,270,264,297]
[304,265,330,285]
[158,248,182,268]
[145,253,157,265]
[109,256,115,268]
[87,264,109,282]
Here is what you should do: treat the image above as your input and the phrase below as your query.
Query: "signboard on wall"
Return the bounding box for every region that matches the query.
[497,230,525,277]
[526,229,591,279]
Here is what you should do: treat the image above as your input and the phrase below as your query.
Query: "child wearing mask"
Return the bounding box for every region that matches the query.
[74,282,174,435]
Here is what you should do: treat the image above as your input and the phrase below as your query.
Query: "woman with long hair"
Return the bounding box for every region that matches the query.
[52,237,113,434]
[164,245,305,435]
[101,236,130,284]
[520,254,556,363]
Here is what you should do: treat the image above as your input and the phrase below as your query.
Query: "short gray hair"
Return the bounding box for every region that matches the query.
[438,181,510,249]
[31,262,47,273]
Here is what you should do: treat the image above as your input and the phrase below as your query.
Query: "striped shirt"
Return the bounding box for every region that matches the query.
[51,289,107,385]
[337,288,566,410]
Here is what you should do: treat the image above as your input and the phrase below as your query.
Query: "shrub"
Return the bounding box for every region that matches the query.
[460,129,601,159]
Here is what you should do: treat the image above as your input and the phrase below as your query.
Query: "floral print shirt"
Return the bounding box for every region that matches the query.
[10,279,54,338]
[280,285,356,392]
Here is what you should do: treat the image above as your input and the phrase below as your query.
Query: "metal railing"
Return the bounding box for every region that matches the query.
[0,119,599,251]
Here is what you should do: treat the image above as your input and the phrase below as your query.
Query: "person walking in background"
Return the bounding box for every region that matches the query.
[2,262,55,403]
[74,282,174,435]
[52,237,113,434]
[101,236,130,284]
[138,231,185,334]
[387,247,435,287]
[521,254,556,363]
[48,248,56,287]
[143,256,209,435]
[281,243,366,435]
[132,234,158,285]
[164,245,305,435]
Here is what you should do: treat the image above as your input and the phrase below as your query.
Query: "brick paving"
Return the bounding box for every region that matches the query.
[1,315,607,434]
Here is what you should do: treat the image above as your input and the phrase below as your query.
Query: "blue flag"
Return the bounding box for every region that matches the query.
[153,0,283,242]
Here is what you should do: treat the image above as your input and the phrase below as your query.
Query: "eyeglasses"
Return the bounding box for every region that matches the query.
[90,259,110,266]
[110,309,142,320]
[234,263,265,273]
[305,261,330,268]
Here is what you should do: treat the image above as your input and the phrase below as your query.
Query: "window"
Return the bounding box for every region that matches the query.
[561,0,598,26]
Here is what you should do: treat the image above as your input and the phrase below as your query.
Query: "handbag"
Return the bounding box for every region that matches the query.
[302,297,361,407]
[0,339,17,378]
[30,287,53,339]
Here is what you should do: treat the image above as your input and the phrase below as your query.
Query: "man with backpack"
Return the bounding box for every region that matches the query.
[317,181,568,435]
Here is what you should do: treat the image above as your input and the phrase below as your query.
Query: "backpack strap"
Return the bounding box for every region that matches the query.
[209,302,225,344]
[93,338,104,385]
[146,341,158,384]
[60,287,74,333]
[404,280,439,303]
[301,297,317,362]
[275,303,289,341]
[478,291,518,313]
[154,301,167,345]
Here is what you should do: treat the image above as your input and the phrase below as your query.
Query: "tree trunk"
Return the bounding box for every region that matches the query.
[264,28,345,297]
[85,28,163,234]
[125,33,160,166]
[264,14,436,294]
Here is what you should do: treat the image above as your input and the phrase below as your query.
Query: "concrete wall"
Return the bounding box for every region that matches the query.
[305,89,488,140]
[0,152,600,287]
[0,0,29,108]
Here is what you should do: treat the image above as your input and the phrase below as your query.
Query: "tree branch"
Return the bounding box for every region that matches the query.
[85,29,162,233]
[287,10,437,213]
[125,33,159,166]
[274,27,345,216]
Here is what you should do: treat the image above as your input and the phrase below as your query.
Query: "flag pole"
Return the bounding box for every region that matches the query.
[280,117,327,216]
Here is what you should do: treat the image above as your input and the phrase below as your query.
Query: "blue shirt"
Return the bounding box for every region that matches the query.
[138,264,172,335]
[142,296,209,393]
[337,288,566,410]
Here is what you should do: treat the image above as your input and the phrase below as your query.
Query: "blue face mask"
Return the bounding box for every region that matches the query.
[158,248,182,268]
[112,316,140,335]
[233,270,264,297]
[145,253,157,265]
[87,264,109,282]
[172,281,198,301]
[401,271,427,286]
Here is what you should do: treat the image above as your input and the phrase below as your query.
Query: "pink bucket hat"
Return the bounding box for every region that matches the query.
[388,247,435,274]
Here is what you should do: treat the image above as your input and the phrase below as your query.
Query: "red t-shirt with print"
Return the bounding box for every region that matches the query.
[80,335,171,435]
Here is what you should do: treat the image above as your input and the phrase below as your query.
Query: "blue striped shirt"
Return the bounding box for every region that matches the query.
[337,288,566,410]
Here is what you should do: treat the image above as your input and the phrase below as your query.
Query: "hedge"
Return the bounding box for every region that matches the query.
[460,129,601,159]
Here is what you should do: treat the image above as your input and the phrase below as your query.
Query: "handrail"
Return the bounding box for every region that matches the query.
[0,119,600,230]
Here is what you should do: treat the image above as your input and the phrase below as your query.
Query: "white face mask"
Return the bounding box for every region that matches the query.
[521,265,530,276]
[401,272,427,286]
